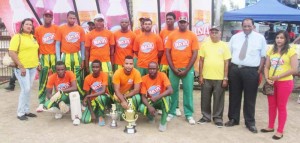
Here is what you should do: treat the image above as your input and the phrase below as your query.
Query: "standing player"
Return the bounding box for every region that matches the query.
[55,11,85,97]
[35,10,58,112]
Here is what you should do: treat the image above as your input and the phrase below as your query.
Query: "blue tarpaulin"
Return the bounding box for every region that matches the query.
[223,0,300,22]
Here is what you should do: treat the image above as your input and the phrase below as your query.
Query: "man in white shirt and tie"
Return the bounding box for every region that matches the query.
[225,18,267,133]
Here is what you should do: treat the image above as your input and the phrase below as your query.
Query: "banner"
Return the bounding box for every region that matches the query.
[0,0,40,36]
[191,0,212,42]
[132,0,159,34]
[159,0,189,29]
[28,0,75,26]
[97,0,130,32]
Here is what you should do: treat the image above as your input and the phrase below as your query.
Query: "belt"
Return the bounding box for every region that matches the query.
[231,63,258,69]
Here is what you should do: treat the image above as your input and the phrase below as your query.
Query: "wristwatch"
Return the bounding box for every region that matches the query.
[223,77,228,80]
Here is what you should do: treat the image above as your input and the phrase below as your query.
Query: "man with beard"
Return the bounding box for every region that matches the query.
[112,56,142,118]
[83,60,109,126]
[44,61,81,125]
[55,11,85,98]
[165,16,199,125]
[114,18,136,70]
[139,62,173,132]
[35,10,59,112]
[85,13,115,96]
[133,18,163,76]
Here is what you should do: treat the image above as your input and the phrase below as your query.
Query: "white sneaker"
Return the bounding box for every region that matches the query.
[166,114,175,122]
[176,108,182,116]
[159,123,167,132]
[297,95,300,104]
[55,113,63,119]
[36,104,44,112]
[187,117,196,125]
[73,118,80,126]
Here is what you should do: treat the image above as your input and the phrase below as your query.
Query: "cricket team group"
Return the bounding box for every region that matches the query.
[8,9,297,139]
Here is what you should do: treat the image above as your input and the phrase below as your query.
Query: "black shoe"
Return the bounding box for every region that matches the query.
[260,129,274,133]
[5,86,14,91]
[17,115,28,121]
[25,113,37,117]
[215,122,223,128]
[225,119,239,127]
[272,135,283,140]
[246,125,258,133]
[197,118,211,124]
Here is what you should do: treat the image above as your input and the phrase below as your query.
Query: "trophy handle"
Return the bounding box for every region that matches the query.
[122,113,128,122]
[134,114,138,121]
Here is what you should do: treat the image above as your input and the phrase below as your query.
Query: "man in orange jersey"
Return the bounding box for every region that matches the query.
[55,11,85,97]
[85,13,115,96]
[114,18,136,70]
[165,16,199,125]
[83,60,110,126]
[159,12,176,74]
[159,12,182,116]
[44,61,81,125]
[35,10,59,112]
[133,18,163,76]
[133,17,145,68]
[113,56,141,115]
[139,62,173,132]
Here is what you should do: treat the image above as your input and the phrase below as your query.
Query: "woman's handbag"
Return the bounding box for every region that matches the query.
[2,34,21,67]
[262,82,274,95]
[262,55,282,96]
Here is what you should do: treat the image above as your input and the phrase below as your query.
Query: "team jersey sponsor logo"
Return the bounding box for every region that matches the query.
[91,81,103,93]
[57,83,70,91]
[65,32,80,43]
[174,39,189,50]
[148,85,161,97]
[127,79,133,84]
[140,42,154,53]
[42,33,55,44]
[93,36,108,47]
[117,37,130,48]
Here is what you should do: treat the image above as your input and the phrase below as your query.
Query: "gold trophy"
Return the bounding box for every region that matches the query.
[122,99,138,134]
[110,104,118,128]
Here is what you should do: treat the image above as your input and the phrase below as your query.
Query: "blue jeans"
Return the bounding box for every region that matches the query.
[14,68,37,116]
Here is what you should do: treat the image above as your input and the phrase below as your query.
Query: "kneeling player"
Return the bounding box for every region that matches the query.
[44,61,82,125]
[139,62,173,132]
[82,60,110,126]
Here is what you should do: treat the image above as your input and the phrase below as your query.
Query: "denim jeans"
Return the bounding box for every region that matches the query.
[14,68,37,116]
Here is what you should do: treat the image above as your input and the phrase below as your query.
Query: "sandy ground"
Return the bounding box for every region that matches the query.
[0,80,300,143]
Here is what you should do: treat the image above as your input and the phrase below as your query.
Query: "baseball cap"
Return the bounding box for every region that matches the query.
[94,13,105,20]
[210,26,220,31]
[44,10,53,16]
[87,21,94,25]
[178,16,188,22]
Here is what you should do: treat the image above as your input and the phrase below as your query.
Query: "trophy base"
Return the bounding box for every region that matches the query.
[124,126,136,134]
[110,122,118,128]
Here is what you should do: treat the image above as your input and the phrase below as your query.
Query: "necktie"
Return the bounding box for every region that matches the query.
[239,35,248,60]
